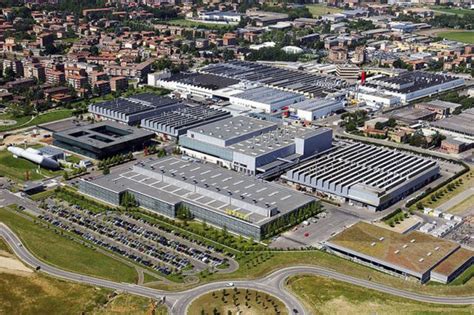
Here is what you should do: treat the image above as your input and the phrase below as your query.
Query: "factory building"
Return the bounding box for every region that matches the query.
[151,72,240,99]
[179,116,333,176]
[289,98,345,121]
[200,60,347,98]
[140,106,231,139]
[283,141,439,211]
[53,121,154,159]
[79,156,316,239]
[358,72,464,107]
[228,86,305,113]
[325,222,473,283]
[88,93,182,125]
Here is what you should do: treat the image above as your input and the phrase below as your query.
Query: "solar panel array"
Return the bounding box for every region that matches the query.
[201,60,348,98]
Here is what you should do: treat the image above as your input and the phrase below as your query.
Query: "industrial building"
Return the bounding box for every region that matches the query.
[53,121,154,159]
[430,108,474,139]
[289,98,345,121]
[152,72,240,99]
[200,60,348,98]
[88,93,182,125]
[140,106,231,139]
[283,141,439,211]
[358,72,464,107]
[179,116,333,176]
[79,156,316,239]
[325,222,473,283]
[228,86,305,113]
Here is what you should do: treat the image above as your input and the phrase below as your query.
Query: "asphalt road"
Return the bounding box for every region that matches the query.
[1,223,473,315]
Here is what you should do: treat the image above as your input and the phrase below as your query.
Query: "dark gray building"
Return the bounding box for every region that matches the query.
[140,105,231,139]
[88,93,182,125]
[53,121,154,159]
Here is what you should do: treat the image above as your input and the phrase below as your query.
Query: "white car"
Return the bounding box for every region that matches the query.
[226,282,234,287]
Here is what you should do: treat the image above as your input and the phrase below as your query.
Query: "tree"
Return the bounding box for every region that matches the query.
[102,166,110,175]
[4,67,16,81]
[90,45,99,56]
[120,191,137,210]
[176,204,193,221]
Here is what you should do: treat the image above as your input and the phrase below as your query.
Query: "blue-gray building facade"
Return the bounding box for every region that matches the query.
[79,156,316,239]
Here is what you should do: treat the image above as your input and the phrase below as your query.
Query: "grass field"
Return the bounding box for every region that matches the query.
[432,6,474,17]
[447,195,474,214]
[0,207,138,283]
[0,238,12,254]
[0,271,162,315]
[0,109,73,132]
[0,149,62,181]
[306,4,342,17]
[438,31,474,44]
[192,250,474,298]
[410,169,474,212]
[287,275,473,315]
[188,289,287,315]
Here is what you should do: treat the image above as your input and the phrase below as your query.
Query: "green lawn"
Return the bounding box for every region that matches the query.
[0,149,62,181]
[188,289,287,315]
[0,109,73,133]
[432,6,474,17]
[306,4,342,17]
[438,31,474,44]
[0,114,32,132]
[0,207,138,283]
[287,275,473,315]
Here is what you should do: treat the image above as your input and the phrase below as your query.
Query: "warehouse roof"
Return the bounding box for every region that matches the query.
[327,222,459,275]
[163,72,240,90]
[189,116,276,141]
[89,156,315,225]
[431,248,473,277]
[431,110,474,136]
[233,86,303,104]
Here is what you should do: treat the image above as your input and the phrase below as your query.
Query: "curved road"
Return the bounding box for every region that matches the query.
[1,223,473,315]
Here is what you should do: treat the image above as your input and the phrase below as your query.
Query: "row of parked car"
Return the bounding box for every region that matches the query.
[110,216,224,268]
[39,205,190,274]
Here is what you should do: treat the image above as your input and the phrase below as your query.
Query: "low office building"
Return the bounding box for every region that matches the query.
[141,106,231,139]
[88,93,182,125]
[79,156,316,239]
[180,116,333,176]
[53,121,154,159]
[359,72,464,105]
[325,222,473,283]
[289,98,345,121]
[283,141,439,211]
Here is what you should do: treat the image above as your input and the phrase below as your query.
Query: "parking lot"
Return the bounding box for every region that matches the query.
[38,199,234,277]
[269,207,359,249]
[444,217,474,249]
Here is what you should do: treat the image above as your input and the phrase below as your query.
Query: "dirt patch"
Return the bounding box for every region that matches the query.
[0,255,32,276]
